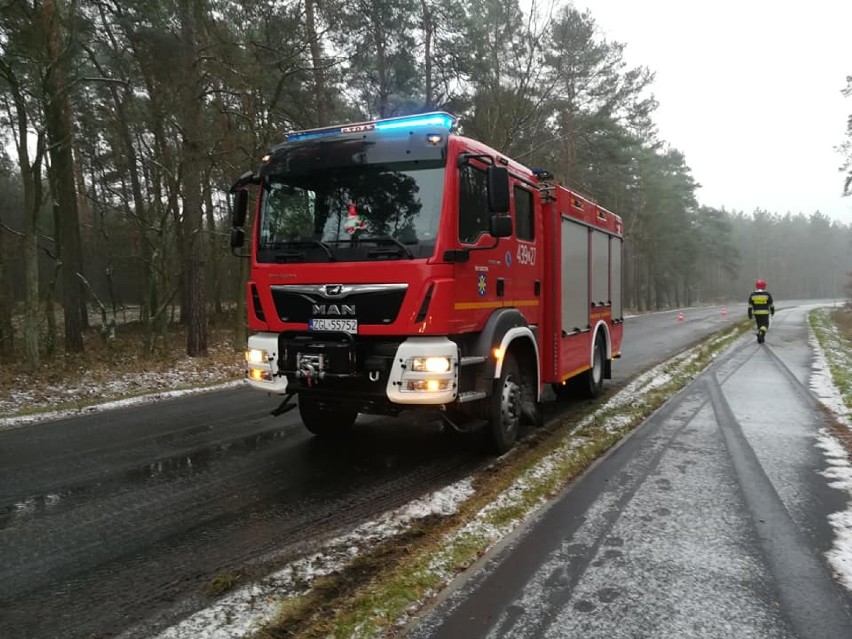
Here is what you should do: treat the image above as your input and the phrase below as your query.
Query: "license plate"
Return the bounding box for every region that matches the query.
[309,318,358,334]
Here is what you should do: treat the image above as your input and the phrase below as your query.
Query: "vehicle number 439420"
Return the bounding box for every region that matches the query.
[516,244,536,266]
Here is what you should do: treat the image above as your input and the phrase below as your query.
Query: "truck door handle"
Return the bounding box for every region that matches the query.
[496,278,504,297]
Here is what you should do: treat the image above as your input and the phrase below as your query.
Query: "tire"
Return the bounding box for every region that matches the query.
[488,353,522,454]
[581,335,606,398]
[298,396,358,437]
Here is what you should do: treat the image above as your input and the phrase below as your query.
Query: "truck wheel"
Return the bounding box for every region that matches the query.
[581,334,605,398]
[488,353,522,454]
[298,396,358,437]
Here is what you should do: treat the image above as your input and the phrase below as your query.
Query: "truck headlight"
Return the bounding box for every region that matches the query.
[410,356,451,373]
[245,348,268,365]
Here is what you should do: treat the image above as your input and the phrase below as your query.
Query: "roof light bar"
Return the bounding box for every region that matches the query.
[284,112,456,142]
[374,113,455,131]
[285,128,342,142]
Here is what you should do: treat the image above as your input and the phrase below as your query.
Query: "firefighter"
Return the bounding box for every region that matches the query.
[748,279,775,343]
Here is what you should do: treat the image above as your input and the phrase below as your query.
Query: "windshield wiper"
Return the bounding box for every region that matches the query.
[273,239,336,261]
[359,236,415,259]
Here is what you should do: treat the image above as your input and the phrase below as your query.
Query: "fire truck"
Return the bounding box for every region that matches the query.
[229,112,623,453]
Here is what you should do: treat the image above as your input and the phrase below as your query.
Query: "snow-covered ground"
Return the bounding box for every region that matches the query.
[0,344,243,431]
[0,380,244,432]
[809,316,852,591]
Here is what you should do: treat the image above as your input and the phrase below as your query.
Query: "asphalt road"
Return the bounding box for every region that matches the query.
[0,303,754,638]
[408,303,852,638]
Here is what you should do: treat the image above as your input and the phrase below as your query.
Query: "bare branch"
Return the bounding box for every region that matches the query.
[0,219,25,238]
[79,76,131,86]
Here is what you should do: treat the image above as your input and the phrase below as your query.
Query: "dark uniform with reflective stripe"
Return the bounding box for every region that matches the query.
[748,289,775,335]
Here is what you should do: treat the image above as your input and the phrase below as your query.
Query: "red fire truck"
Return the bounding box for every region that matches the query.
[230,112,623,452]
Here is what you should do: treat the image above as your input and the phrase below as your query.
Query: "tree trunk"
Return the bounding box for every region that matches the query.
[0,227,13,358]
[73,145,90,329]
[22,151,42,367]
[305,0,329,126]
[1,58,44,367]
[178,0,207,356]
[420,0,433,108]
[45,261,61,357]
[209,82,245,347]
[42,0,85,354]
[204,180,222,315]
[369,3,390,117]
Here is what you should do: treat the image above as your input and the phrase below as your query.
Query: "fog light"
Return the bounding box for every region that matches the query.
[245,348,268,365]
[407,379,450,392]
[248,368,270,382]
[411,356,451,373]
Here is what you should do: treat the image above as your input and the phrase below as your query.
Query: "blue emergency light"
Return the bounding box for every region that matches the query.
[282,129,343,142]
[284,112,456,142]
[374,112,455,131]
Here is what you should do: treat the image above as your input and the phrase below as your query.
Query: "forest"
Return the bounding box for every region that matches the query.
[1,0,851,367]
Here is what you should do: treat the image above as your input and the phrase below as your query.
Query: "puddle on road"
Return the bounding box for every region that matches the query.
[0,427,292,529]
[134,427,291,481]
[0,491,70,530]
[1,418,478,534]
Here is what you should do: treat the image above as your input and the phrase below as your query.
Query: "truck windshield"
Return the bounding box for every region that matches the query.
[257,161,445,263]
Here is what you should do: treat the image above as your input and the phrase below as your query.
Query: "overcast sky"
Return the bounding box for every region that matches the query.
[571,0,852,225]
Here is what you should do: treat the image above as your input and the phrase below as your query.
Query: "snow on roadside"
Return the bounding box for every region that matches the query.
[0,380,245,432]
[809,324,852,592]
[816,435,852,592]
[146,479,475,639]
[809,323,852,425]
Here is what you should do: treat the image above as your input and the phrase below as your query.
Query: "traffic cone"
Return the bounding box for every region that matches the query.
[721,306,728,316]
[677,311,684,322]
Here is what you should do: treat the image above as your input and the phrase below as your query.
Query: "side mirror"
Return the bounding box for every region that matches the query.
[229,170,258,192]
[230,227,246,251]
[232,190,248,227]
[490,214,512,238]
[487,165,510,213]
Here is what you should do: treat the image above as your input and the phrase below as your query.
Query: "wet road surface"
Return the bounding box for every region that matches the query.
[0,400,484,638]
[408,304,852,638]
[0,303,747,638]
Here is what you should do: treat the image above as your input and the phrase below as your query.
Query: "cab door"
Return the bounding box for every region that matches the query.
[451,159,509,333]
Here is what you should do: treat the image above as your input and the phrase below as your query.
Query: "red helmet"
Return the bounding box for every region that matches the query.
[755,279,766,290]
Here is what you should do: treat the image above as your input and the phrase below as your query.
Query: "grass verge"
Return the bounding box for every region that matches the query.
[256,320,752,639]
[809,307,852,416]
[207,571,246,598]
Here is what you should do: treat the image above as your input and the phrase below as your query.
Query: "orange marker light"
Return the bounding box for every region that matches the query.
[249,368,268,382]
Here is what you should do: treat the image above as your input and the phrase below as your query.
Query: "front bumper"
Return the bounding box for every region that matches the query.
[244,333,460,405]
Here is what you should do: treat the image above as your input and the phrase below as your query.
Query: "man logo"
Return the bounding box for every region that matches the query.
[324,284,344,297]
[312,304,356,316]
